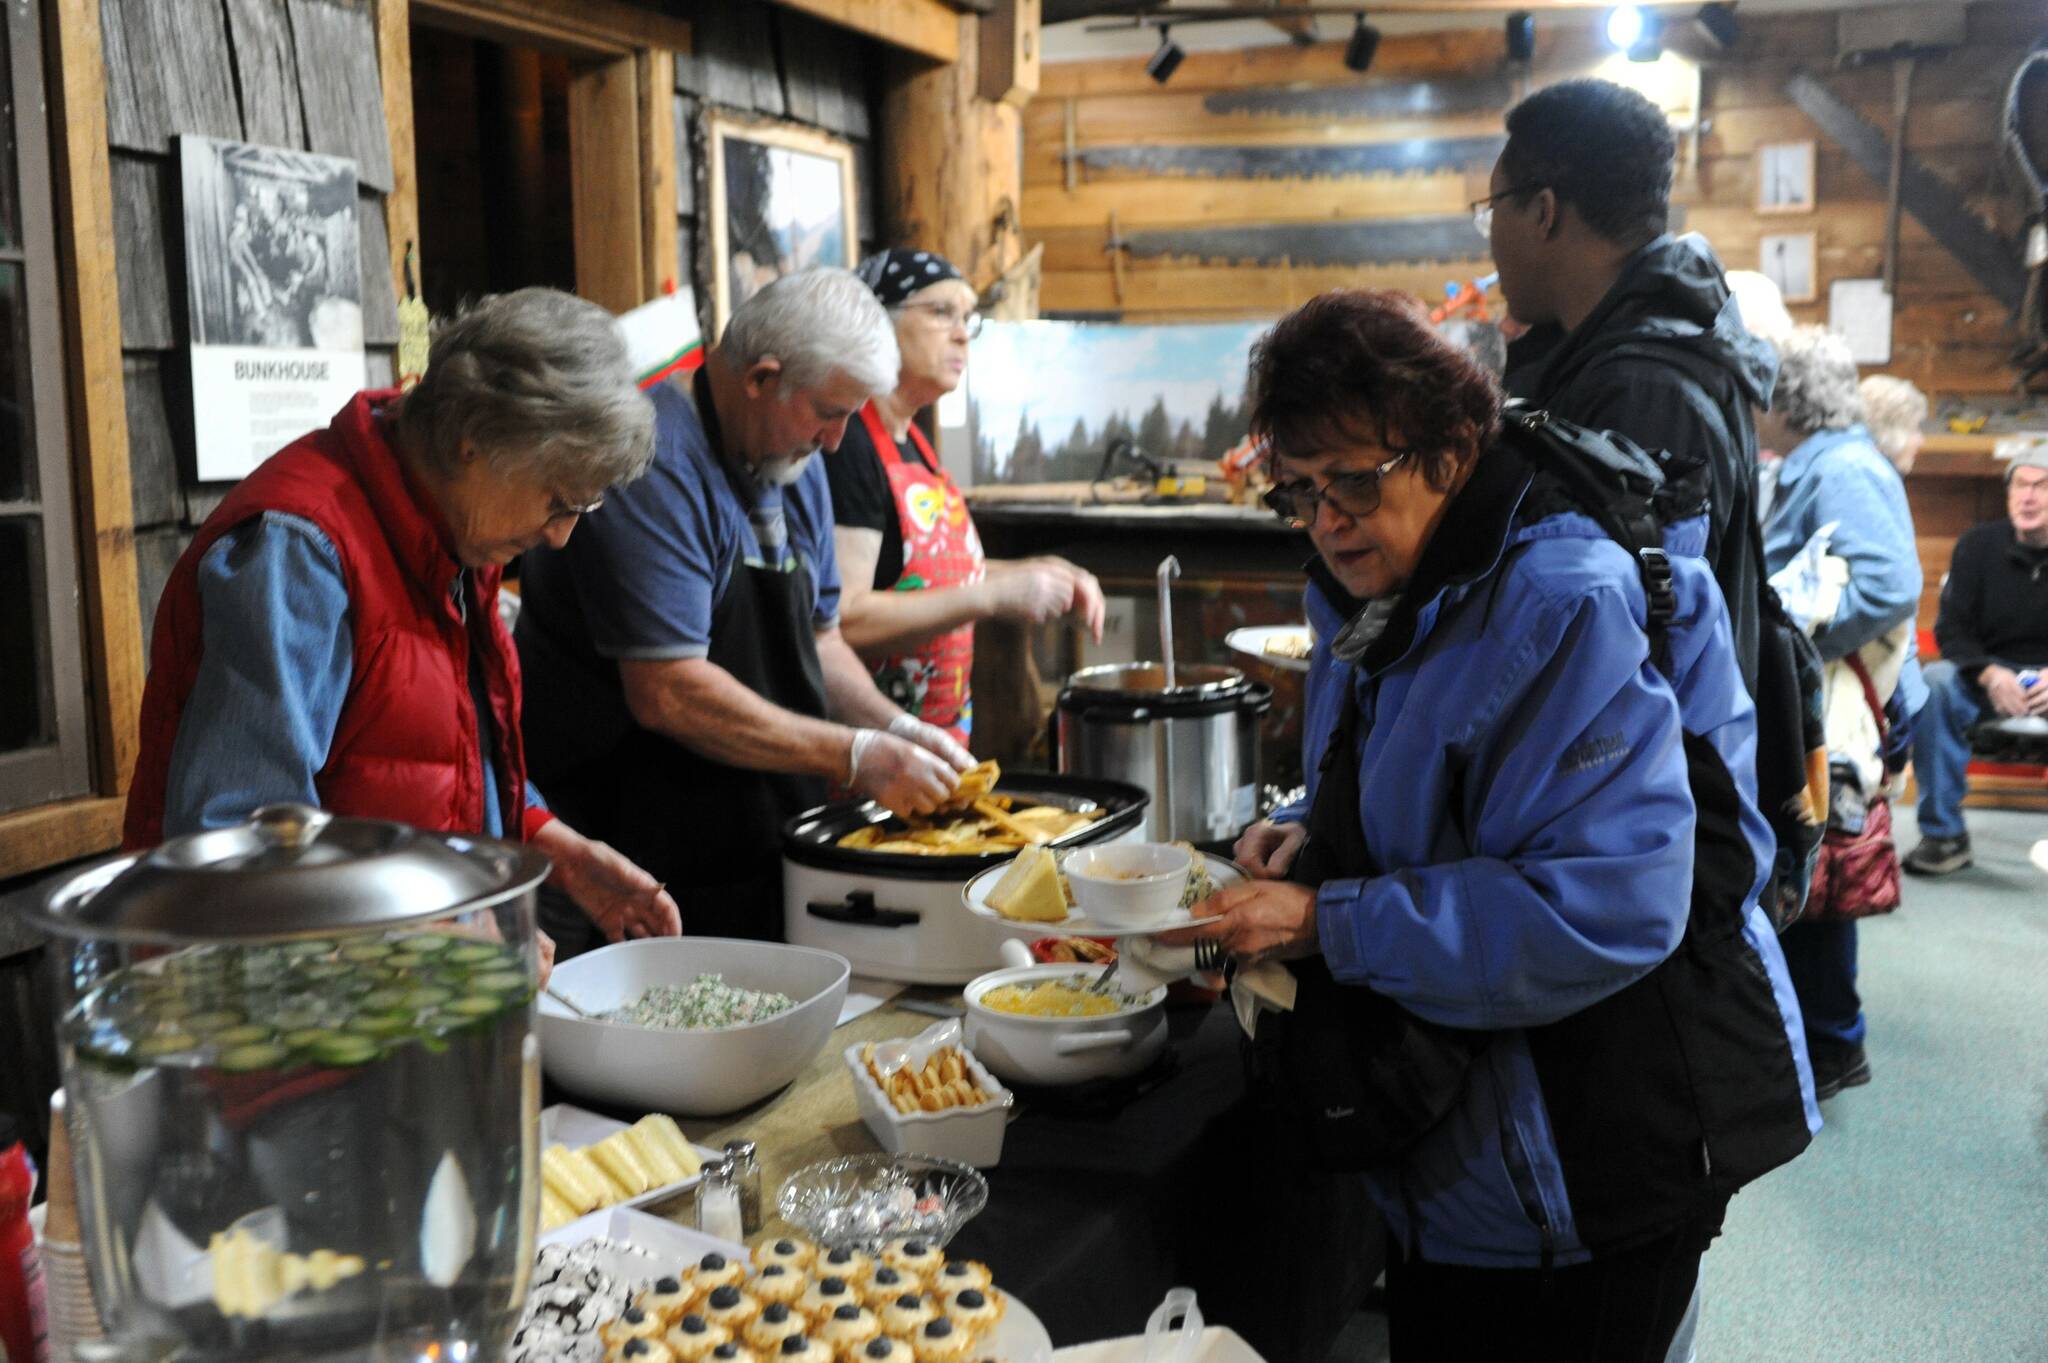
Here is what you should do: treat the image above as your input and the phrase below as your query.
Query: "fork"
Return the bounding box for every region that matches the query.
[1082,958,1120,994]
[1192,939,1228,975]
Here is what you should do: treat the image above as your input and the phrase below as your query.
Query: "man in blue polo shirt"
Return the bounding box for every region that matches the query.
[517,270,971,947]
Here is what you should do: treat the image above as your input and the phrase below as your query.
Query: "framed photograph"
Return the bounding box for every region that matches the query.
[179,135,366,480]
[1760,232,1817,305]
[1756,140,1816,215]
[702,111,858,335]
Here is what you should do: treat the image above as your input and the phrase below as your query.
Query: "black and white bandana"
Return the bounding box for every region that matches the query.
[855,248,963,308]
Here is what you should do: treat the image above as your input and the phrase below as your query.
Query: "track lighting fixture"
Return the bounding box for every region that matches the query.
[1146,24,1184,84]
[1344,13,1381,73]
[1505,10,1535,63]
[1694,3,1741,51]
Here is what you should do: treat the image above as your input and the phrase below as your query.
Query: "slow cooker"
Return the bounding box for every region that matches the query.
[1056,662,1272,843]
[781,773,1148,984]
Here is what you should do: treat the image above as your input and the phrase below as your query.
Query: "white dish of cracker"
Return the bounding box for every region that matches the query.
[1226,625,1313,673]
[846,1035,1013,1168]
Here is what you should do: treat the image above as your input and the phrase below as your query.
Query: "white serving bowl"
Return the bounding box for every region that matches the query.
[538,937,850,1115]
[1061,842,1191,928]
[844,1041,1012,1167]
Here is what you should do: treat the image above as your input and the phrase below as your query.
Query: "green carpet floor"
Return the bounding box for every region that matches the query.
[1324,804,2048,1362]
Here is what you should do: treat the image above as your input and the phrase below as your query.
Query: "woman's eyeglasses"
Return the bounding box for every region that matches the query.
[545,490,606,525]
[1262,452,1412,527]
[899,300,984,339]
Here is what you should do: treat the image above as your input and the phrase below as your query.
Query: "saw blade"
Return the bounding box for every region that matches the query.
[1077,136,1507,181]
[1205,74,1516,122]
[1120,217,1489,268]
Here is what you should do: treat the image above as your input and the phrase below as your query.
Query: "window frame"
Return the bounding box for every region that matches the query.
[0,0,90,817]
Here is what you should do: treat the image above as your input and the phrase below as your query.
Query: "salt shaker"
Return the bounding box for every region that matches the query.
[695,1157,743,1243]
[723,1140,763,1236]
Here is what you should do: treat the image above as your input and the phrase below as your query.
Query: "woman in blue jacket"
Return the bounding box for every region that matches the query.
[1175,291,1816,1360]
[1758,327,1924,1101]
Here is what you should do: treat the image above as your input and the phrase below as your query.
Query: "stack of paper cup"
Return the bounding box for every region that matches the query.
[42,1091,104,1360]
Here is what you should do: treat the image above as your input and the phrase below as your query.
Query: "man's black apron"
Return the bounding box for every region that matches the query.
[541,370,828,946]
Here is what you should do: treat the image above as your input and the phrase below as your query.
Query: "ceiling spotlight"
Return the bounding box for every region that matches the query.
[1505,10,1535,63]
[1694,2,1741,51]
[1606,5,1645,50]
[1627,12,1664,61]
[1146,24,1184,84]
[1344,14,1382,73]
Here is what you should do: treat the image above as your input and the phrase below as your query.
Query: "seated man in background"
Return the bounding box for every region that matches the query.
[1905,440,2048,875]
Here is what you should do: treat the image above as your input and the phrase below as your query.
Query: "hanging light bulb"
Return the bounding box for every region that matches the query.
[1606,5,1645,51]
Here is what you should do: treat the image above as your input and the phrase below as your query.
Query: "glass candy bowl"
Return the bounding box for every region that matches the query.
[777,1153,989,1254]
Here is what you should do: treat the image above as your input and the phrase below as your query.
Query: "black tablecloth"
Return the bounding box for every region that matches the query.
[945,1002,1381,1362]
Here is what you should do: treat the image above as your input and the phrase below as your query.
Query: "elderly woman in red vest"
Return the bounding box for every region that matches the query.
[125,288,682,961]
[826,250,1104,748]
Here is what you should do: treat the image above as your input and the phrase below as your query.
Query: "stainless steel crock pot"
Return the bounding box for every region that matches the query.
[25,804,551,1363]
[781,773,1148,985]
[1056,662,1272,843]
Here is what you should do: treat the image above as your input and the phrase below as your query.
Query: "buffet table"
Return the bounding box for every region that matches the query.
[553,990,1380,1363]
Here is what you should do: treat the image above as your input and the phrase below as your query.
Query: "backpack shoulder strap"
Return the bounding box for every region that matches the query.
[1500,404,1678,671]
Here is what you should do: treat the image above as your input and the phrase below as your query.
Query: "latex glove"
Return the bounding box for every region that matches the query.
[888,712,974,772]
[849,729,957,816]
[1235,819,1308,880]
[1982,665,2030,718]
[532,820,682,942]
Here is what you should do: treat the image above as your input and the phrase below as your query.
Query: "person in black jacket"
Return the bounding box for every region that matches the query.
[1904,442,2048,874]
[1486,78,1777,694]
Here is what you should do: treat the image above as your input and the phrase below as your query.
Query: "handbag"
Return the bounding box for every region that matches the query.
[1805,655,1903,922]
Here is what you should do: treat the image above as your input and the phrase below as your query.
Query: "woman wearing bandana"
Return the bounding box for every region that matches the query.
[828,249,1104,747]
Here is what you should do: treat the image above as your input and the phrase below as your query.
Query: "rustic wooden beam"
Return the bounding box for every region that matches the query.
[775,0,960,64]
[978,0,1041,108]
[410,0,693,57]
[638,47,682,297]
[49,0,143,804]
[375,0,420,310]
[569,54,647,312]
[881,14,1022,288]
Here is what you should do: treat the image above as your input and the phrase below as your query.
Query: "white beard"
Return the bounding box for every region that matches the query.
[757,450,817,486]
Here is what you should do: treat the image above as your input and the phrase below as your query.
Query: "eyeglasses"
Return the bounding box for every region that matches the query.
[1262,452,1412,527]
[899,300,984,339]
[545,490,606,524]
[1470,183,1544,240]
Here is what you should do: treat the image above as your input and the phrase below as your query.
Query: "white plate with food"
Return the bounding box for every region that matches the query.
[1226,624,1314,672]
[538,1105,723,1229]
[960,846,1244,939]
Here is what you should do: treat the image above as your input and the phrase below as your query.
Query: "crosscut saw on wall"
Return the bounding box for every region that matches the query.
[1204,73,1517,121]
[1108,207,1687,269]
[1075,135,1506,180]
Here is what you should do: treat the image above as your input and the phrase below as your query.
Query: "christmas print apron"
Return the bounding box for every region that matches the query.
[860,400,984,746]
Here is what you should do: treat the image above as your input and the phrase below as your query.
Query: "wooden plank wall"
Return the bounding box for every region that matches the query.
[1028,1,2038,404]
[1027,0,2045,634]
[670,2,881,338]
[102,0,402,649]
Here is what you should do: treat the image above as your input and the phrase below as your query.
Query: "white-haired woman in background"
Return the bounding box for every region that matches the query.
[1757,326,1924,1102]
[1859,374,1931,476]
[127,288,684,971]
[516,268,973,948]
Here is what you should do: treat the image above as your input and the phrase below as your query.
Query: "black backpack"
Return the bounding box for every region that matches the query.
[1502,404,1825,930]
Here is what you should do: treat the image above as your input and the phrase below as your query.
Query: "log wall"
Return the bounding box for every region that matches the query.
[103,0,402,652]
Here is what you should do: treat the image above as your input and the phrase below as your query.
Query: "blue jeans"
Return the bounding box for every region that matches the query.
[1779,917,1864,1052]
[1914,659,1989,839]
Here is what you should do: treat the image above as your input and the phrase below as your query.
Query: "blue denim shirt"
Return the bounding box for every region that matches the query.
[161,512,542,838]
[1761,425,1922,664]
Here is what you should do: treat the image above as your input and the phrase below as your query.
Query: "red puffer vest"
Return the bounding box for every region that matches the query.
[124,390,553,849]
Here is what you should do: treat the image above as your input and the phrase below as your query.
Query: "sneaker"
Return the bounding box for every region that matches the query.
[1811,1043,1873,1101]
[1902,834,1972,876]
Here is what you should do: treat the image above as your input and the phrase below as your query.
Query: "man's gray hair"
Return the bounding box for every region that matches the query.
[396,287,655,492]
[719,267,900,397]
[1770,326,1864,436]
[1858,375,1928,465]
